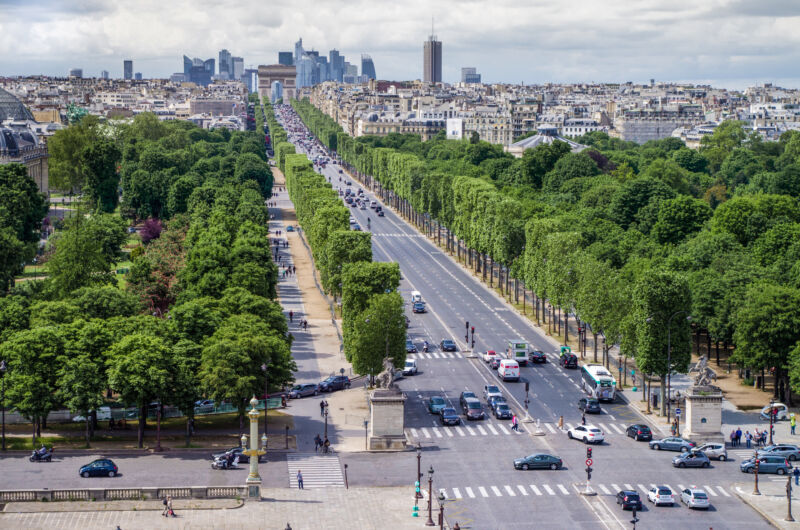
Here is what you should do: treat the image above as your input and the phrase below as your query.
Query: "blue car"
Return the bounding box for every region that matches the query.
[428,396,447,414]
[79,458,118,478]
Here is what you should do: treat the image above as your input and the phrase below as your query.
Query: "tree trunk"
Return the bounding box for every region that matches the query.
[36,417,41,438]
[707,332,712,363]
[32,416,37,448]
[85,417,91,448]
[138,405,146,448]
[239,411,245,438]
[786,375,794,407]
[593,333,598,363]
[90,409,97,438]
[564,312,569,344]
[660,374,667,416]
[775,368,781,399]
[186,416,192,448]
[694,329,700,357]
[42,417,47,430]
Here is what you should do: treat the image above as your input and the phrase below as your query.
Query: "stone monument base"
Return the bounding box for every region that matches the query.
[682,385,724,444]
[368,389,407,451]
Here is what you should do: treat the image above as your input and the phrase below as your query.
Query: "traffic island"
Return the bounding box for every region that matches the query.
[734,481,800,528]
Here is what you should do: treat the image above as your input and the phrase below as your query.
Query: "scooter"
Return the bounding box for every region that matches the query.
[423,342,429,353]
[29,447,54,462]
[211,455,240,470]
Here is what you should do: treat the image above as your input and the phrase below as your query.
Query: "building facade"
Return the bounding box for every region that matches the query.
[361,54,376,80]
[123,60,133,80]
[278,52,294,66]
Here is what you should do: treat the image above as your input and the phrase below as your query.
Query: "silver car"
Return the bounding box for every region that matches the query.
[681,488,710,509]
[758,444,800,462]
[693,442,728,461]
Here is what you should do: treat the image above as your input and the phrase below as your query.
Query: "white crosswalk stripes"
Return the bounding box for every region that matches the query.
[517,485,528,496]
[421,428,431,438]
[432,427,443,438]
[530,485,542,496]
[455,427,466,437]
[491,486,502,497]
[466,426,477,436]
[717,486,731,497]
[436,482,738,501]
[543,485,555,496]
[598,484,611,495]
[287,453,344,488]
[545,423,557,434]
[504,485,516,496]
[497,424,510,435]
[704,485,717,496]
[557,485,570,495]
[487,424,499,435]
[606,423,624,434]
[637,484,648,494]
[478,487,489,498]
[477,425,488,435]
[407,421,649,444]
[465,487,475,498]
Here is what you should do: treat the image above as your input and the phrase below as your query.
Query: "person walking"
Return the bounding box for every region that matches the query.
[162,496,170,517]
[314,434,322,452]
[167,496,175,517]
[581,411,586,426]
[320,400,325,417]
[297,470,304,489]
[794,466,800,486]
[323,437,331,454]
[792,414,797,435]
[289,310,294,323]
[511,414,519,432]
[746,430,752,449]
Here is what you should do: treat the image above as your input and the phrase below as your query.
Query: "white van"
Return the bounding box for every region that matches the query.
[498,360,520,381]
[411,291,423,304]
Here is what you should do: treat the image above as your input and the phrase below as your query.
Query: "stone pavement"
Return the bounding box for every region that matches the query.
[734,479,800,528]
[0,487,432,529]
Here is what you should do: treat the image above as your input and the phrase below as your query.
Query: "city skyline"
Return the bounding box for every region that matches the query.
[1,1,800,89]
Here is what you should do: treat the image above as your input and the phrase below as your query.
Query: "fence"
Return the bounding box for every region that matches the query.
[0,486,247,503]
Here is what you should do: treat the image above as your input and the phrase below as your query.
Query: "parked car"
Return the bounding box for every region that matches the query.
[440,407,461,426]
[288,384,319,399]
[567,425,605,444]
[616,490,642,510]
[462,397,485,420]
[528,350,547,363]
[693,442,728,461]
[286,226,294,232]
[428,396,447,415]
[514,453,562,471]
[760,402,789,421]
[79,459,118,478]
[440,339,457,352]
[193,400,215,414]
[483,385,503,401]
[649,436,696,452]
[680,488,710,509]
[626,424,653,442]
[578,398,601,413]
[673,451,711,468]
[758,444,800,461]
[740,455,792,475]
[647,486,674,506]
[319,375,351,392]
[412,302,427,314]
[72,406,112,422]
[493,402,513,419]
[212,446,263,464]
[406,340,417,353]
[460,391,477,409]
[483,350,500,363]
[560,353,578,369]
[403,359,418,375]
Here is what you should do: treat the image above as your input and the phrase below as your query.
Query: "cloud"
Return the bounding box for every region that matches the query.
[0,0,798,88]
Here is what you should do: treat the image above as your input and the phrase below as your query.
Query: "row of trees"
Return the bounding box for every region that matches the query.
[272,103,406,380]
[291,98,800,409]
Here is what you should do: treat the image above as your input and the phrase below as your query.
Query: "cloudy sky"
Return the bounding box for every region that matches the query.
[1,0,799,88]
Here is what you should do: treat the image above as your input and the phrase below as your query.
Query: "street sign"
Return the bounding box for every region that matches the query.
[676,408,682,416]
[585,459,593,467]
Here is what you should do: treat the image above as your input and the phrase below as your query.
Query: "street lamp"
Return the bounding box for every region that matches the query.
[415,444,423,499]
[425,466,435,526]
[769,398,776,446]
[261,362,270,438]
[324,403,329,439]
[0,359,7,451]
[437,492,445,530]
[753,450,761,495]
[787,473,795,522]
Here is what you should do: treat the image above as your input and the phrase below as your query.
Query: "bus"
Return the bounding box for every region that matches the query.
[506,339,529,366]
[580,364,617,402]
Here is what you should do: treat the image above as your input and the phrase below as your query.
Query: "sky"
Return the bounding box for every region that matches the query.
[1,0,799,89]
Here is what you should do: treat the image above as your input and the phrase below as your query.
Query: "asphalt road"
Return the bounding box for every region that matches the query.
[278,105,772,529]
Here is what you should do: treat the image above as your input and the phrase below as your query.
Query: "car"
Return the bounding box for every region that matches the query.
[514,453,562,471]
[338,169,343,174]
[528,350,547,363]
[319,375,351,392]
[483,385,503,401]
[483,350,500,363]
[194,399,215,414]
[440,339,457,352]
[758,444,800,461]
[493,403,513,419]
[487,395,507,409]
[567,425,605,444]
[403,359,418,375]
[428,396,447,415]
[406,340,417,353]
[760,402,789,421]
[649,436,696,452]
[79,459,118,478]
[673,451,711,468]
[72,406,113,422]
[412,302,427,313]
[626,424,653,441]
[212,446,263,464]
[740,455,792,475]
[680,488,710,509]
[359,203,367,210]
[440,407,461,426]
[286,225,294,232]
[370,201,377,209]
[349,217,356,225]
[693,442,728,461]
[647,485,674,506]
[616,490,642,510]
[288,384,319,399]
[560,353,578,369]
[377,210,384,217]
[498,359,520,381]
[352,223,361,231]
[578,398,601,413]
[489,357,502,370]
[462,397,485,420]
[459,391,477,409]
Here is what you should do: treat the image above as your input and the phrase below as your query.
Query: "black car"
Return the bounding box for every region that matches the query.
[529,350,547,363]
[462,397,485,420]
[493,402,513,419]
[560,354,578,369]
[440,339,457,352]
[490,357,502,370]
[514,453,563,471]
[440,407,461,426]
[626,424,653,441]
[412,302,427,314]
[578,398,601,413]
[319,375,351,392]
[212,446,264,464]
[460,391,477,409]
[79,459,118,478]
[616,490,643,510]
[487,395,508,410]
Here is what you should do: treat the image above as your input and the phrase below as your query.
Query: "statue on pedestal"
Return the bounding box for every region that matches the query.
[375,357,396,389]
[689,355,717,387]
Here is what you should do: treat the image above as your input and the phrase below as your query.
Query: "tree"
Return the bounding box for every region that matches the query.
[651,196,712,244]
[70,285,140,319]
[58,353,106,447]
[323,231,372,297]
[140,218,163,244]
[348,292,406,382]
[0,228,25,293]
[47,215,116,296]
[107,334,173,448]
[0,163,47,249]
[47,114,102,191]
[542,152,600,191]
[608,177,675,229]
[82,138,121,212]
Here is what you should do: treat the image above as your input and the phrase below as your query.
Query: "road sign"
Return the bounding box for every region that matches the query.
[585,459,593,467]
[676,408,682,416]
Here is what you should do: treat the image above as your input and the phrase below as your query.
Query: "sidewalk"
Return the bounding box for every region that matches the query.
[734,479,800,528]
[0,487,430,529]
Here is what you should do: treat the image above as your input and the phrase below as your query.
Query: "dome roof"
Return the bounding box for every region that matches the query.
[0,88,35,122]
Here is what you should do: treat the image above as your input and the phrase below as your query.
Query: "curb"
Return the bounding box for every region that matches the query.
[733,485,784,528]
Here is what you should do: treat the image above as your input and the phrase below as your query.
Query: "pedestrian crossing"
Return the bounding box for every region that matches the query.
[437,481,732,500]
[407,422,525,440]
[408,352,464,360]
[287,453,345,488]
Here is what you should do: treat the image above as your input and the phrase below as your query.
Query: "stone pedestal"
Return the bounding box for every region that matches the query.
[683,385,724,443]
[368,389,407,451]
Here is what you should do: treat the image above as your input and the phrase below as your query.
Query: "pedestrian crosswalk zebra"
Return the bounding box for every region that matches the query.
[287,453,345,488]
[436,482,731,499]
[407,421,633,440]
[408,352,464,360]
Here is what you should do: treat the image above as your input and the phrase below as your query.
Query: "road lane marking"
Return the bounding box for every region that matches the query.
[637,484,648,494]
[504,485,516,496]
[530,485,542,496]
[421,428,431,438]
[543,485,556,495]
[487,424,499,435]
[606,424,624,435]
[410,428,418,438]
[432,427,443,438]
[455,352,463,358]
[455,427,466,436]
[624,484,633,491]
[717,486,731,497]
[517,485,528,496]
[477,425,488,435]
[491,486,502,497]
[599,484,611,495]
[432,352,441,359]
[558,485,570,495]
[478,486,489,497]
[545,424,557,433]
[465,487,475,498]
[566,422,575,430]
[611,484,621,493]
[466,426,477,436]
[452,488,462,499]
[704,486,717,496]
[497,424,510,434]
[678,484,686,492]
[444,428,453,437]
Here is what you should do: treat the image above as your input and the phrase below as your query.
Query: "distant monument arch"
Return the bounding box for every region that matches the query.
[258,65,296,102]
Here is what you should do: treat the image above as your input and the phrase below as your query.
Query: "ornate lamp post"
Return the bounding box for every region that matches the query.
[415,444,423,499]
[753,450,761,495]
[425,466,435,526]
[243,396,267,499]
[769,398,776,446]
[437,491,445,530]
[261,362,270,438]
[0,360,7,451]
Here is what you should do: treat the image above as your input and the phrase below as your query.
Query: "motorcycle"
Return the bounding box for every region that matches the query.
[423,342,429,353]
[29,447,54,462]
[211,455,239,470]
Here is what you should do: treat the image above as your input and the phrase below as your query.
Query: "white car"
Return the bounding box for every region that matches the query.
[567,425,605,444]
[681,487,710,509]
[483,350,500,363]
[349,217,356,225]
[647,485,674,506]
[72,406,112,422]
[403,359,418,375]
[760,403,789,421]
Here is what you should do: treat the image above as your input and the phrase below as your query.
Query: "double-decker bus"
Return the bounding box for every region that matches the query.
[580,364,617,402]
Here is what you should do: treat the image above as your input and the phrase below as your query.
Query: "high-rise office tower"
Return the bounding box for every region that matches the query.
[219,49,232,77]
[183,55,215,86]
[328,49,343,82]
[361,54,376,80]
[69,68,83,78]
[123,60,133,80]
[134,72,142,80]
[423,28,442,83]
[101,70,109,80]
[294,38,304,64]
[278,52,294,66]
[232,57,244,80]
[461,67,481,84]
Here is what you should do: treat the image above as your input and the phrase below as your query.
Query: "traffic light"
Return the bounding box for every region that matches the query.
[586,447,592,459]
[525,381,530,393]
[465,321,469,330]
[471,326,475,335]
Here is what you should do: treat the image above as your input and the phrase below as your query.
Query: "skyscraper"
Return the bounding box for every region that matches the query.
[232,57,244,80]
[219,49,232,77]
[183,55,215,86]
[123,60,133,80]
[68,68,83,78]
[361,54,376,80]
[101,70,109,80]
[134,72,143,80]
[294,38,304,64]
[278,52,294,66]
[461,67,481,84]
[423,30,442,83]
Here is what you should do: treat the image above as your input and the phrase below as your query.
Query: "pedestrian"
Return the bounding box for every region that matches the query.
[746,430,752,449]
[729,429,736,447]
[323,437,330,453]
[289,310,294,323]
[303,319,308,331]
[511,414,519,432]
[558,416,564,430]
[792,414,796,435]
[762,430,768,447]
[292,265,296,275]
[297,470,304,489]
[581,411,586,426]
[736,427,742,446]
[794,466,800,486]
[168,496,175,517]
[162,495,170,517]
[314,434,322,452]
[320,400,325,417]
